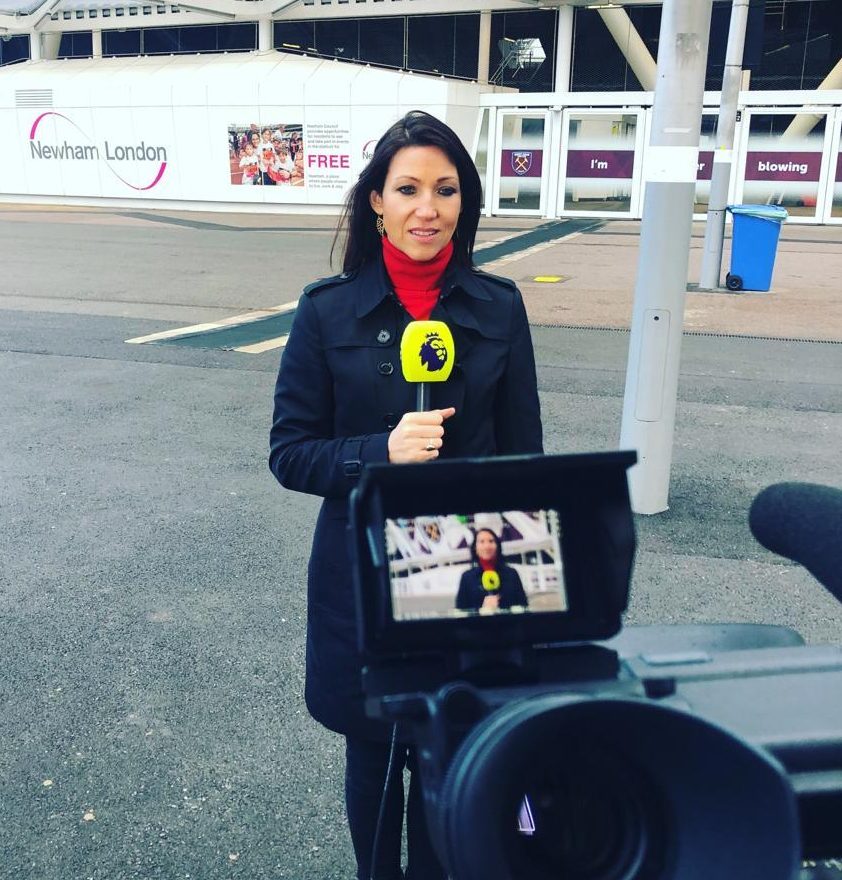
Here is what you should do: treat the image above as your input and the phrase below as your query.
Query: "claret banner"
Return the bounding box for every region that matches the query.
[745,151,823,182]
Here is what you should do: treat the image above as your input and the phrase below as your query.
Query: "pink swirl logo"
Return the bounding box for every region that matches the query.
[29,111,168,191]
[362,138,377,162]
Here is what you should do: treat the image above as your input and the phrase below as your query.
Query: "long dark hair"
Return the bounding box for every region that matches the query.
[469,528,503,567]
[332,110,482,273]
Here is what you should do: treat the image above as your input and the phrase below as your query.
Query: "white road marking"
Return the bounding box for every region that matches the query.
[125,300,298,344]
[232,335,290,354]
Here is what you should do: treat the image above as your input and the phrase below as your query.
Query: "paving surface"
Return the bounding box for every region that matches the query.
[1,205,840,880]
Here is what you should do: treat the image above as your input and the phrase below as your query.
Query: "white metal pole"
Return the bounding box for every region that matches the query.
[619,0,714,515]
[42,32,60,59]
[484,106,497,217]
[91,29,102,58]
[29,30,41,61]
[478,11,491,85]
[258,17,272,53]
[555,5,574,93]
[699,0,749,291]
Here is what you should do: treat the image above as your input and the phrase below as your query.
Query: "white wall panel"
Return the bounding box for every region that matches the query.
[0,54,490,210]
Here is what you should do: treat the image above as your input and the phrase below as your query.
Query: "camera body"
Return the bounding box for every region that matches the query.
[348,453,842,880]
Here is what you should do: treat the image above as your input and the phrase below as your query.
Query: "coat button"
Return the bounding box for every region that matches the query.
[383,412,398,429]
[378,361,394,376]
[377,329,391,344]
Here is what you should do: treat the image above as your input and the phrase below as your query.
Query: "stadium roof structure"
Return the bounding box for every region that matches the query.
[0,0,664,37]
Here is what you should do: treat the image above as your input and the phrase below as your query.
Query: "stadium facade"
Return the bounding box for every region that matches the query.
[0,0,840,223]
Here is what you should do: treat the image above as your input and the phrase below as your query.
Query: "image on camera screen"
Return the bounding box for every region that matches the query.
[385,510,566,621]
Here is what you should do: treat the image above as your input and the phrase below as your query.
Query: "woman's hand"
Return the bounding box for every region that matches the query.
[388,408,456,464]
[481,594,500,612]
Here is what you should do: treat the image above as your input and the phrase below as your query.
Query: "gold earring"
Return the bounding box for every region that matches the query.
[376,215,385,237]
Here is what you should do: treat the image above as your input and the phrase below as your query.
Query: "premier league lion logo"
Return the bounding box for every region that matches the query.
[419,332,449,373]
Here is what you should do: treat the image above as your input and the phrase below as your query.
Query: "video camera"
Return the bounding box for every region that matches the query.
[348,452,842,880]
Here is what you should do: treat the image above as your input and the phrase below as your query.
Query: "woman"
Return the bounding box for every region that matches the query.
[455,528,529,612]
[269,110,542,880]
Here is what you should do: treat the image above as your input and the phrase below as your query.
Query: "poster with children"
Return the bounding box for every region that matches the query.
[228,122,304,187]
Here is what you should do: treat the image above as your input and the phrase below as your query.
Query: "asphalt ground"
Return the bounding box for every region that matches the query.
[1,206,841,880]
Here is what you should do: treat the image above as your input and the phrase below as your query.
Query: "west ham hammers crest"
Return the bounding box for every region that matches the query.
[511,151,533,176]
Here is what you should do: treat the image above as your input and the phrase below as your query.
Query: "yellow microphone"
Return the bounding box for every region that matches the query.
[399,320,455,410]
[481,570,501,593]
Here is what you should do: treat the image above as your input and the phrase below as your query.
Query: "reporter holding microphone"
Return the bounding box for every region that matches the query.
[269,111,542,880]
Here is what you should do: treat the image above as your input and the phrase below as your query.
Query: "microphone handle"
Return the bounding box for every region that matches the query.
[416,383,429,412]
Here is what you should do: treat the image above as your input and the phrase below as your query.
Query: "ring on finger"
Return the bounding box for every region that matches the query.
[425,438,436,451]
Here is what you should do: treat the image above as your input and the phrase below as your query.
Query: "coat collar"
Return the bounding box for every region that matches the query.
[353,255,492,320]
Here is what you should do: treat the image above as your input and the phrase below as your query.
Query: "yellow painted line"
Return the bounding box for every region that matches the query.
[232,335,290,354]
[534,276,564,283]
[125,299,299,345]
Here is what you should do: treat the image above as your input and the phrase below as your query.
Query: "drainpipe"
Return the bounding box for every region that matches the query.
[699,0,749,291]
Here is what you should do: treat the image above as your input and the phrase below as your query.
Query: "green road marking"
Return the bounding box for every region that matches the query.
[474,218,602,265]
[155,309,296,349]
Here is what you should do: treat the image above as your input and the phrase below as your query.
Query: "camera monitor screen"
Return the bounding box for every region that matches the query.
[386,509,566,622]
[350,452,636,656]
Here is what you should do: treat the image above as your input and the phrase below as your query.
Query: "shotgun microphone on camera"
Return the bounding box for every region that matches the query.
[399,320,455,411]
[749,481,842,603]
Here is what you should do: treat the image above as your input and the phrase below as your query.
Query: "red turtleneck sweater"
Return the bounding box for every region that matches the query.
[382,236,454,320]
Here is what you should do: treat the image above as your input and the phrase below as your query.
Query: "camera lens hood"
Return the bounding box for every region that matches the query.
[433,693,800,880]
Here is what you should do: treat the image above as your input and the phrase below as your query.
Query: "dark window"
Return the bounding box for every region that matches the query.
[751,0,817,90]
[315,19,359,60]
[454,14,480,80]
[359,17,403,69]
[570,1,831,94]
[572,5,662,92]
[490,10,557,93]
[103,29,142,57]
[409,15,456,76]
[178,25,218,52]
[705,2,733,91]
[802,0,842,89]
[218,23,256,52]
[132,23,254,55]
[275,20,316,54]
[626,6,661,88]
[571,9,626,91]
[58,31,93,59]
[0,34,29,66]
[143,26,180,54]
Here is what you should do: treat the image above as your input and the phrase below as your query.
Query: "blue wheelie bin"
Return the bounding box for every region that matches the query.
[725,204,788,292]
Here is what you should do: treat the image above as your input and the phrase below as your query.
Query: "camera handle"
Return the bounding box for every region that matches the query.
[366,643,621,727]
[450,642,620,688]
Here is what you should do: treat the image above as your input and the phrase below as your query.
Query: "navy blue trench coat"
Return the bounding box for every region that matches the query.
[269,256,543,740]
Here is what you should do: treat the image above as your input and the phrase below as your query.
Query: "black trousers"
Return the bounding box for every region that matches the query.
[344,736,448,880]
